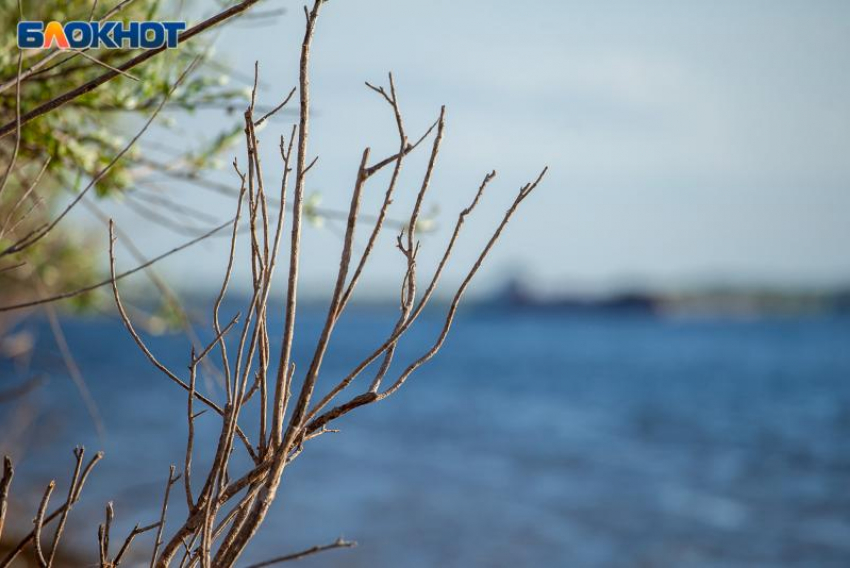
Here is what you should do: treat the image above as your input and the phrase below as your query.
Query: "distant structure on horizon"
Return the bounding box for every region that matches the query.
[491,279,657,314]
[481,278,850,317]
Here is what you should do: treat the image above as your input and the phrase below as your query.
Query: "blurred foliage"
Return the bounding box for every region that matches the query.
[0,0,247,314]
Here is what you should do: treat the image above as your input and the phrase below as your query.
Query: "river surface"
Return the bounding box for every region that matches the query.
[2,305,850,567]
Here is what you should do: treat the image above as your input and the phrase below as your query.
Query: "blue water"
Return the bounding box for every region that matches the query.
[2,306,850,567]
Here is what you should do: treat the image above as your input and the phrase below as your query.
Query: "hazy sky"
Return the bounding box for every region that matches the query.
[85,0,850,298]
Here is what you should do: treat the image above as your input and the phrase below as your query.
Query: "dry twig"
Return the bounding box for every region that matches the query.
[244,538,356,568]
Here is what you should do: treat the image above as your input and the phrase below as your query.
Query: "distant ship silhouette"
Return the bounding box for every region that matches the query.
[486,278,658,314]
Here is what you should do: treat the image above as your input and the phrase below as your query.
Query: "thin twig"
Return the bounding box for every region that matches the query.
[282,147,370,447]
[270,0,322,448]
[0,456,12,543]
[46,447,86,567]
[113,522,160,566]
[0,218,232,313]
[254,87,297,127]
[107,221,258,460]
[33,480,56,567]
[0,157,50,241]
[244,538,357,568]
[70,48,140,81]
[98,501,114,567]
[150,466,180,568]
[304,168,547,434]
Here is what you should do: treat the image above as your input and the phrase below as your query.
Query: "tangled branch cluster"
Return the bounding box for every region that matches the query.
[1,1,546,566]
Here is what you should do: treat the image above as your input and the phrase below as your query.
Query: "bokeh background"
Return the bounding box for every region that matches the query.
[2,1,850,566]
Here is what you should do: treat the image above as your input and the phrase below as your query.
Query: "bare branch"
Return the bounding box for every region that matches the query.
[0,262,25,274]
[283,147,370,447]
[0,218,231,313]
[0,0,270,138]
[0,157,50,241]
[270,0,323,449]
[107,220,229,419]
[70,48,140,81]
[150,466,180,568]
[254,87,297,127]
[33,480,56,568]
[0,456,12,543]
[381,167,549,398]
[47,447,86,567]
[185,350,198,511]
[304,168,546,435]
[113,522,160,566]
[97,501,114,568]
[244,538,357,568]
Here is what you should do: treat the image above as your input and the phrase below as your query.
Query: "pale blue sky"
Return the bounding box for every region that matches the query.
[87,0,850,298]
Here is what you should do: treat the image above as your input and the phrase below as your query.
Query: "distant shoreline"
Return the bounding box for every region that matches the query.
[474,280,850,317]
